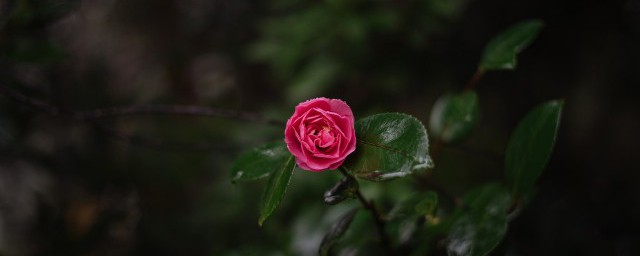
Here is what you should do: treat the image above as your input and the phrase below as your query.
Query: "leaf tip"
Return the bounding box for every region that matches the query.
[546,99,566,115]
[552,98,566,106]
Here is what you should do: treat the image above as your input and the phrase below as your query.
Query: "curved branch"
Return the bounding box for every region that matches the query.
[90,122,243,151]
[75,105,285,126]
[463,68,485,91]
[0,84,285,126]
[0,84,61,115]
[0,84,284,151]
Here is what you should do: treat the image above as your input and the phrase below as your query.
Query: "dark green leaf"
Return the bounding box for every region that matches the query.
[480,20,543,70]
[324,176,358,205]
[319,208,359,256]
[231,141,289,183]
[446,184,511,256]
[346,113,433,181]
[388,191,439,246]
[429,91,480,143]
[505,99,563,195]
[330,210,379,255]
[460,184,512,213]
[258,155,295,226]
[415,192,439,217]
[390,191,439,220]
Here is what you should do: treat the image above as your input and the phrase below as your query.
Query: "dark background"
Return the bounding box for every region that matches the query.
[0,0,639,255]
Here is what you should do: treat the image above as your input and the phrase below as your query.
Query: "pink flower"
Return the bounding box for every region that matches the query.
[284,98,357,172]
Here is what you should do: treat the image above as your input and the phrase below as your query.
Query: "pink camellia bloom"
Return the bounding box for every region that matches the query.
[284,98,357,172]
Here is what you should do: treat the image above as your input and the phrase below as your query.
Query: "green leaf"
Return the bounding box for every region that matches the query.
[505,99,563,195]
[429,91,480,143]
[258,155,295,226]
[388,191,439,245]
[446,184,511,256]
[415,193,439,217]
[330,210,378,255]
[480,20,543,70]
[231,141,290,183]
[323,176,359,205]
[345,113,433,181]
[390,191,439,220]
[319,208,359,256]
[460,184,512,213]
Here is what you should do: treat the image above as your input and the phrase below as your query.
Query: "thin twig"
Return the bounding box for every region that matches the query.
[0,84,285,126]
[414,66,488,205]
[463,68,485,91]
[0,84,282,151]
[414,138,459,208]
[90,121,243,151]
[75,105,285,126]
[0,84,61,115]
[338,168,393,255]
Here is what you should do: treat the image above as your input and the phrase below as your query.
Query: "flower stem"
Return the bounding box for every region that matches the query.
[338,168,393,255]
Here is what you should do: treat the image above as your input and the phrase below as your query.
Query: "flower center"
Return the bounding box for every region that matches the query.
[308,125,336,149]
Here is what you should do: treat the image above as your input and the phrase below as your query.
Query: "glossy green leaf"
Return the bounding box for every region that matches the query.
[231,141,290,183]
[323,176,358,205]
[446,184,511,256]
[480,20,543,70]
[258,155,295,226]
[345,113,433,181]
[319,208,359,256]
[505,99,563,195]
[429,91,480,143]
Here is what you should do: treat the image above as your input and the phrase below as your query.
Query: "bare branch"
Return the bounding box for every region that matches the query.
[0,84,283,151]
[0,84,285,126]
[0,84,61,116]
[75,105,285,126]
[338,167,393,255]
[90,122,243,151]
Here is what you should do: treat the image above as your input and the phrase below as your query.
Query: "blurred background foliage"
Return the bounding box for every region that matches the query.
[0,0,639,255]
[249,0,466,101]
